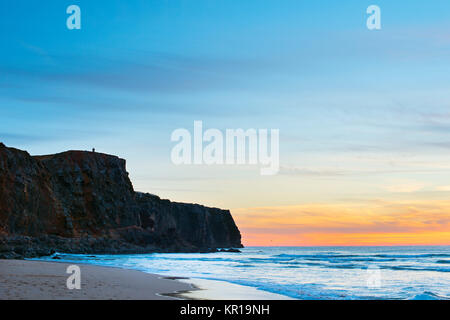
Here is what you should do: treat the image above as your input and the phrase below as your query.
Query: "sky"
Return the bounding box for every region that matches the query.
[1,1,450,246]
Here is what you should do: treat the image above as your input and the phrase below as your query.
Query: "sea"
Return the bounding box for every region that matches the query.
[34,246,450,300]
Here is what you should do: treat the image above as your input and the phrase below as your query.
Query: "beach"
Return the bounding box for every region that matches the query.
[0,260,192,300]
[0,259,291,300]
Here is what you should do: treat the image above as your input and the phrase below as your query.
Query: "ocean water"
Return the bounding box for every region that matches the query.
[34,246,450,300]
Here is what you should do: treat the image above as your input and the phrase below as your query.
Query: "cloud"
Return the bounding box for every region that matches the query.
[1,52,273,95]
[384,183,426,193]
[0,129,111,146]
[0,133,47,143]
[278,166,345,176]
[233,200,450,246]
[425,142,450,150]
[279,165,447,177]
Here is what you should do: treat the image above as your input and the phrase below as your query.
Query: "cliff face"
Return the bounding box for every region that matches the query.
[0,143,242,258]
[136,193,243,249]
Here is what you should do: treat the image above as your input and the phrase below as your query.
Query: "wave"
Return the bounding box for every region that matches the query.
[221,279,352,300]
[234,264,256,268]
[409,291,446,300]
[381,265,450,272]
[275,253,361,259]
[374,254,450,259]
[275,253,450,260]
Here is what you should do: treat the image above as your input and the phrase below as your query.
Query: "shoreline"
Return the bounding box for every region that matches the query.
[0,259,293,300]
[173,278,295,300]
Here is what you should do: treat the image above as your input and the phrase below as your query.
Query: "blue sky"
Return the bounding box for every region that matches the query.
[1,1,450,212]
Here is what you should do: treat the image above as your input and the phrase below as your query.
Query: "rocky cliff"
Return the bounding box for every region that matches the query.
[0,143,242,258]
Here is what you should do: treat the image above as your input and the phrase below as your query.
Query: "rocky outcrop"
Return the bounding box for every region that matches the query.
[0,143,242,258]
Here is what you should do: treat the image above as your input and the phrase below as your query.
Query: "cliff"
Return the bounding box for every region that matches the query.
[0,143,242,258]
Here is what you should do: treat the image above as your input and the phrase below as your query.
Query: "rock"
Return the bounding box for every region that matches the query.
[219,248,242,253]
[0,251,23,259]
[0,143,243,258]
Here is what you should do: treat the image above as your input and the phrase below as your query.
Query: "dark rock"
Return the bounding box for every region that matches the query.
[0,143,243,258]
[0,251,22,259]
[219,248,242,253]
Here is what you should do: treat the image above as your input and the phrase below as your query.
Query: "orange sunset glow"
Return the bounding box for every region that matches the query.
[233,200,450,246]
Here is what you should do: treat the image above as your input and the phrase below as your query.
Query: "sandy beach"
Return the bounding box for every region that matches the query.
[0,259,293,300]
[0,260,193,300]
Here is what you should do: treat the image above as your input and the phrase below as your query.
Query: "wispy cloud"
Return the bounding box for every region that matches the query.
[0,129,111,145]
[233,200,450,246]
[1,52,273,94]
[0,133,47,143]
[383,183,426,193]
[279,165,450,177]
[279,166,345,177]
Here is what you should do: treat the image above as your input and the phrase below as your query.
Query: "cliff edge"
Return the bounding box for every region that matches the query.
[0,143,242,258]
